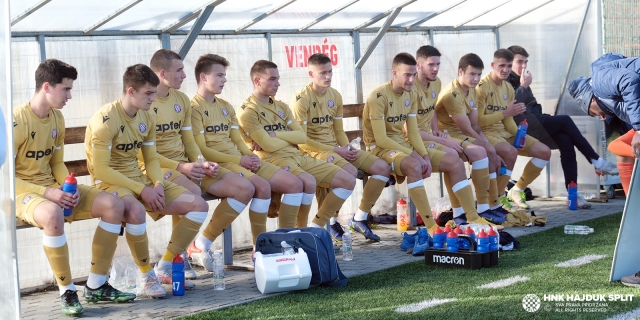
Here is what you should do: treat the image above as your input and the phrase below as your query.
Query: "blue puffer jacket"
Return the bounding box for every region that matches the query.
[591,53,640,130]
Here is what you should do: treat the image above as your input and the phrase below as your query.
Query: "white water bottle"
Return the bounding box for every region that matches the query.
[564,225,594,235]
[212,251,225,290]
[193,154,205,186]
[281,241,295,255]
[342,227,353,261]
[348,137,361,151]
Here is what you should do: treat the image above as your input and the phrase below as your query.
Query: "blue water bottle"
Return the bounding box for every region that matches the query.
[61,173,77,216]
[446,231,459,252]
[488,227,499,251]
[432,226,446,249]
[172,254,185,296]
[513,119,528,149]
[462,227,476,249]
[567,181,578,210]
[476,229,489,253]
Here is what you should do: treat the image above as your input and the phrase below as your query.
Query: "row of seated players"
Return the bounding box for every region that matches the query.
[16,45,558,316]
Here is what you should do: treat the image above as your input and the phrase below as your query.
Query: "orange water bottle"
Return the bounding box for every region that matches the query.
[397,199,409,231]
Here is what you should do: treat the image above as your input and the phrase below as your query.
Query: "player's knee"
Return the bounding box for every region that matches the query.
[102,195,125,221]
[252,177,271,198]
[281,176,304,194]
[401,157,421,177]
[335,170,356,189]
[193,194,209,212]
[466,145,487,161]
[125,201,147,224]
[343,164,358,177]
[38,204,65,231]
[538,144,551,160]
[370,160,391,177]
[301,176,317,192]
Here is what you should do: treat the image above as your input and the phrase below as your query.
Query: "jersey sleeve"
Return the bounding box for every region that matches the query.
[274,106,307,144]
[229,107,253,156]
[13,116,47,195]
[291,94,310,125]
[367,91,387,121]
[476,85,505,127]
[407,95,427,157]
[333,95,349,147]
[191,105,205,137]
[440,93,467,117]
[180,97,201,162]
[50,113,69,185]
[239,106,290,152]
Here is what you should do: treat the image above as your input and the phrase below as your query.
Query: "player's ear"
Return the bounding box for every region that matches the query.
[308,70,313,78]
[458,68,464,77]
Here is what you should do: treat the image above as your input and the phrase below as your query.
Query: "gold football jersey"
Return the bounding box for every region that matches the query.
[362,81,417,151]
[13,102,65,191]
[149,88,192,162]
[291,83,343,148]
[191,93,241,157]
[237,95,301,159]
[436,79,478,137]
[414,77,441,133]
[477,73,517,138]
[85,99,156,183]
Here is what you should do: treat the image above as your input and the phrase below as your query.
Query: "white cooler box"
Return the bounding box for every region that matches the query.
[254,248,313,294]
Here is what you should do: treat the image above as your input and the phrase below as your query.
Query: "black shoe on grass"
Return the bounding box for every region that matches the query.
[84,281,136,304]
[61,290,83,316]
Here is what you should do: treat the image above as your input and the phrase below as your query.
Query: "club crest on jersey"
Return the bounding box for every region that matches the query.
[139,123,147,133]
[428,142,436,149]
[222,108,229,116]
[52,129,57,139]
[405,99,410,107]
[174,104,182,113]
[112,191,118,196]
[22,196,31,204]
[327,156,335,163]
[503,93,508,100]
[238,172,244,177]
[432,91,436,99]
[284,166,290,171]
[278,111,285,118]
[163,172,172,180]
[470,100,475,108]
[389,151,396,157]
[328,100,335,108]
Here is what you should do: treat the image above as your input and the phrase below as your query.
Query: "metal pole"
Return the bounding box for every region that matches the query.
[352,31,363,103]
[494,27,500,50]
[266,32,272,61]
[553,0,592,116]
[429,29,434,46]
[160,33,171,50]
[37,34,46,62]
[178,5,215,59]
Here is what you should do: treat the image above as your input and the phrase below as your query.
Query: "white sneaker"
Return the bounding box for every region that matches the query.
[187,241,214,272]
[137,270,166,298]
[596,160,619,176]
[154,263,196,290]
[507,187,530,209]
[577,195,592,209]
[181,251,197,280]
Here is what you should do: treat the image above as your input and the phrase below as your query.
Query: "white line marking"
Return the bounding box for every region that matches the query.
[395,298,457,313]
[476,276,530,289]
[555,254,607,267]
[606,307,640,320]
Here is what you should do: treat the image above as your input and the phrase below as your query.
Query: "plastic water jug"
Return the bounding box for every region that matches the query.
[254,248,312,294]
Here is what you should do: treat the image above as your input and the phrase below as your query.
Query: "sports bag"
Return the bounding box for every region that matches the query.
[256,227,348,287]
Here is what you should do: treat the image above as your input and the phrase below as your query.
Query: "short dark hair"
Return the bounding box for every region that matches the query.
[195,54,229,84]
[508,45,529,58]
[416,45,441,60]
[458,53,484,71]
[250,60,278,80]
[123,64,160,93]
[35,59,77,92]
[150,49,182,73]
[494,48,514,62]
[392,52,417,69]
[307,53,331,67]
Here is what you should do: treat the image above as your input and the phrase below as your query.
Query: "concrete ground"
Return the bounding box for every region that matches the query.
[19,198,626,319]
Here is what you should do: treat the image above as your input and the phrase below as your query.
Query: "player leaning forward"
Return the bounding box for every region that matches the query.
[146,49,256,274]
[190,53,305,251]
[362,52,499,236]
[15,59,136,316]
[291,53,391,242]
[237,60,356,230]
[85,64,208,294]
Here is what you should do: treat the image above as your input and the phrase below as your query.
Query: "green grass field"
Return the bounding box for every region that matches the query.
[182,213,640,320]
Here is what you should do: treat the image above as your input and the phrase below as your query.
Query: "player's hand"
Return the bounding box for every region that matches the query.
[141,185,164,212]
[240,155,254,170]
[495,155,506,173]
[421,155,433,178]
[267,131,276,138]
[177,162,205,181]
[250,155,261,171]
[204,161,219,178]
[441,139,464,153]
[520,67,532,88]
[251,141,263,151]
[44,187,78,210]
[632,131,640,158]
[503,100,526,117]
[433,130,447,139]
[334,145,358,162]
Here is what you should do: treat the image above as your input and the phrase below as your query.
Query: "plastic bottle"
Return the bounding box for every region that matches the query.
[443,225,453,234]
[442,129,448,138]
[499,163,507,176]
[61,173,77,216]
[463,226,476,250]
[396,199,409,231]
[487,227,499,251]
[212,251,225,290]
[172,254,185,296]
[348,137,361,151]
[454,225,464,248]
[281,241,295,255]
[513,119,528,149]
[564,225,594,235]
[432,226,446,249]
[476,229,489,253]
[342,227,353,261]
[446,231,459,252]
[567,181,578,210]
[193,154,206,186]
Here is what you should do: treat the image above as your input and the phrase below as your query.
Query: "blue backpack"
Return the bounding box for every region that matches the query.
[256,227,348,287]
